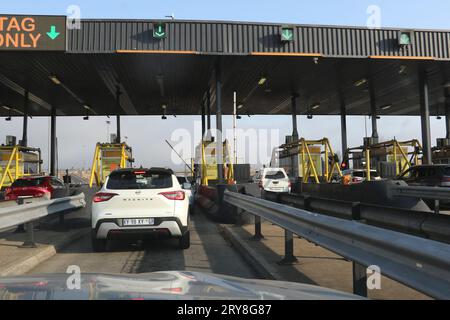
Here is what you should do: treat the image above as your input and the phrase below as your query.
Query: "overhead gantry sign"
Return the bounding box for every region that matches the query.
[0,15,66,51]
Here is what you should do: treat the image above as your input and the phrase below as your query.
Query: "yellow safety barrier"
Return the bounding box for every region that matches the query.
[0,145,42,189]
[89,142,134,187]
[280,138,342,183]
[344,139,422,181]
[198,139,234,186]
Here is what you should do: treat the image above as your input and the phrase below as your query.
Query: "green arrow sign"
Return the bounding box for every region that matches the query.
[46,25,60,40]
[399,32,412,46]
[281,27,294,42]
[153,23,166,39]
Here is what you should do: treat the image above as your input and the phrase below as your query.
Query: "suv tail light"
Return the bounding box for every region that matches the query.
[93,192,118,203]
[159,191,185,200]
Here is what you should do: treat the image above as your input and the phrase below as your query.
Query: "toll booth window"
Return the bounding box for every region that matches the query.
[107,171,173,189]
[11,178,45,187]
[264,171,286,179]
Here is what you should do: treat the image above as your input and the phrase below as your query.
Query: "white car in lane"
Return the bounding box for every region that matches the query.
[91,168,190,252]
[176,176,195,213]
[259,168,291,193]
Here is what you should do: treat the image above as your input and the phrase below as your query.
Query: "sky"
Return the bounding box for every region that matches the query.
[0,1,449,171]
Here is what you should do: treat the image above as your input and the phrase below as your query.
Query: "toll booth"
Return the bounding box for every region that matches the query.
[0,145,42,189]
[89,142,134,187]
[194,139,234,186]
[432,138,450,164]
[278,138,342,184]
[343,139,422,180]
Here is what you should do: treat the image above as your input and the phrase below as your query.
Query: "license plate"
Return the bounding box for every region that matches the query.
[123,218,154,226]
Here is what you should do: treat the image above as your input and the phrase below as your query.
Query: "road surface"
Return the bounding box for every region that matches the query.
[27,209,257,279]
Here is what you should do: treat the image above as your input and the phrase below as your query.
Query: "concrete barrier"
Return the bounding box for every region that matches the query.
[297,180,431,212]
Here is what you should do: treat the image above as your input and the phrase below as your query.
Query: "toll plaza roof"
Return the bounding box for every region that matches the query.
[0,17,450,117]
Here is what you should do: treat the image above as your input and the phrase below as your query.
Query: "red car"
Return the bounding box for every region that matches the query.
[4,176,67,201]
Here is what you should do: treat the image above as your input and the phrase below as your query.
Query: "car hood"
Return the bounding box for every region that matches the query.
[0,271,362,300]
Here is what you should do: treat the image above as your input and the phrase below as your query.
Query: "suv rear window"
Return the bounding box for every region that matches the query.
[177,177,187,184]
[107,171,173,189]
[264,171,286,179]
[11,178,46,187]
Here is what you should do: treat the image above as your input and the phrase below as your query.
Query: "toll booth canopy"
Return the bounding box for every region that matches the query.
[1,17,450,182]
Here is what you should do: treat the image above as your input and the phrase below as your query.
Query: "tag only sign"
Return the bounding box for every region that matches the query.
[0,15,66,51]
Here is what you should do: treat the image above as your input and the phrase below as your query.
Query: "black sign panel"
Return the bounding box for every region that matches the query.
[0,15,66,51]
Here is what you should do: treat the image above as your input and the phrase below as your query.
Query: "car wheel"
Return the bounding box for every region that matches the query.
[91,235,107,252]
[179,230,190,250]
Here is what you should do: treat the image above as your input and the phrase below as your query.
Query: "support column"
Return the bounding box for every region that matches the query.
[277,229,298,265]
[116,86,121,143]
[204,89,212,141]
[207,90,211,130]
[419,66,432,164]
[440,65,450,140]
[215,61,224,183]
[340,95,348,164]
[50,106,57,176]
[446,97,450,139]
[369,78,378,139]
[352,262,368,297]
[291,94,299,140]
[201,101,206,139]
[21,90,29,147]
[336,64,348,165]
[116,115,121,143]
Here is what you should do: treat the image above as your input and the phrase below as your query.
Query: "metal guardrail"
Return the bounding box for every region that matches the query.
[390,185,450,201]
[271,192,450,244]
[0,193,86,247]
[224,190,450,299]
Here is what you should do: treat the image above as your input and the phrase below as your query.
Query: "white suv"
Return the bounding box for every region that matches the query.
[259,168,291,193]
[91,168,190,252]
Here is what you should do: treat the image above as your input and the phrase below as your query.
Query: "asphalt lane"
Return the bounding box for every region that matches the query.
[27,209,257,279]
